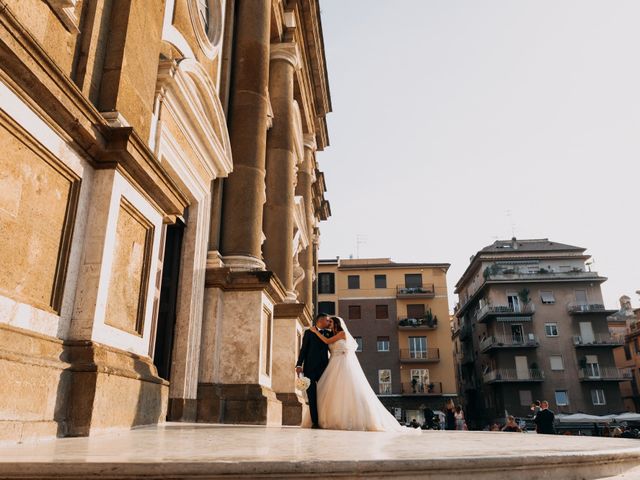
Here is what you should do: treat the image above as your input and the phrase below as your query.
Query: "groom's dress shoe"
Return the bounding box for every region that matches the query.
[311,424,321,429]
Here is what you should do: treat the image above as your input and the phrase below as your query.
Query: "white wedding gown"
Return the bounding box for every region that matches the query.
[306,338,418,432]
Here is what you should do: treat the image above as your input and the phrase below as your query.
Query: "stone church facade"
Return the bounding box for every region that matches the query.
[0,0,331,442]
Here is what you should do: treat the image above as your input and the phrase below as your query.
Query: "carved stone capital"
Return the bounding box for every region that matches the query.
[270,42,302,70]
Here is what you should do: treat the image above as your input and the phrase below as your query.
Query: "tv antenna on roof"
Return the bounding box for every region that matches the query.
[506,210,516,238]
[356,234,367,259]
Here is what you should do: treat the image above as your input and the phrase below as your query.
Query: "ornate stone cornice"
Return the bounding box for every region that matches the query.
[270,42,302,70]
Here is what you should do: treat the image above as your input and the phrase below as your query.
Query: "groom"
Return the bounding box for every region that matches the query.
[296,313,332,428]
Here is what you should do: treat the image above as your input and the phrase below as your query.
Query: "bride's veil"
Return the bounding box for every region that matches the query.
[333,316,359,352]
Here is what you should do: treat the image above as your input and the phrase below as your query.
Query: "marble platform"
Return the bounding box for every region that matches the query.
[1,423,640,479]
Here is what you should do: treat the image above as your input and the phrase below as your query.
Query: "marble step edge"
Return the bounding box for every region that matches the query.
[1,448,640,479]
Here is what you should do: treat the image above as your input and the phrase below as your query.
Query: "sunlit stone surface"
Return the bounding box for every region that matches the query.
[1,424,639,479]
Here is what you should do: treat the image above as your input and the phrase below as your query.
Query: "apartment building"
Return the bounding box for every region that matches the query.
[453,238,626,428]
[318,258,456,423]
[609,296,640,412]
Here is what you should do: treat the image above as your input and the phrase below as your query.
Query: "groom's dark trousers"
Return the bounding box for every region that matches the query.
[296,329,330,426]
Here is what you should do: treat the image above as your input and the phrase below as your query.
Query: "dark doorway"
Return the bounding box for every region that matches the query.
[153,220,185,381]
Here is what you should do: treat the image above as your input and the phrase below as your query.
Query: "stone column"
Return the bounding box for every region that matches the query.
[219,0,271,271]
[262,42,301,301]
[295,134,317,308]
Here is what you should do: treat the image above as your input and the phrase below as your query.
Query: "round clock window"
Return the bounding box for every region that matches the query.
[188,0,222,58]
[197,0,209,33]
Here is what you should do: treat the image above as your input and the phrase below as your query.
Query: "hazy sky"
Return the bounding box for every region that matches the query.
[317,0,640,311]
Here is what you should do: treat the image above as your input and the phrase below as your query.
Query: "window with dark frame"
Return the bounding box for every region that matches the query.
[375,304,389,319]
[318,301,335,316]
[318,272,335,294]
[404,273,423,288]
[374,274,387,288]
[348,305,361,319]
[347,275,360,289]
[406,304,426,318]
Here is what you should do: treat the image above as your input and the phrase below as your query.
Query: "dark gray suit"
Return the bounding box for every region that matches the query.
[296,329,331,426]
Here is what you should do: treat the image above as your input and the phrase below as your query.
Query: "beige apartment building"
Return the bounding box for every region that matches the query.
[0,0,331,443]
[318,258,457,423]
[453,238,626,428]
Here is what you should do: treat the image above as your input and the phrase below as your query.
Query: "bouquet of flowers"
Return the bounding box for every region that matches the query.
[295,373,311,391]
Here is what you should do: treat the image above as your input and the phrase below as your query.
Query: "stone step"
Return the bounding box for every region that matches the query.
[0,424,639,479]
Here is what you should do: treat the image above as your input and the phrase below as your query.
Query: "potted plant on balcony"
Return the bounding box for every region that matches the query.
[518,288,531,310]
[428,383,435,393]
[423,309,434,327]
[579,357,587,369]
[483,263,500,279]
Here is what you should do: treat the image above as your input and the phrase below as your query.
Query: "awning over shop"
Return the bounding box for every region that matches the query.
[556,413,640,424]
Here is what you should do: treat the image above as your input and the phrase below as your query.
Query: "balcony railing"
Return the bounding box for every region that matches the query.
[567,303,609,314]
[485,269,601,282]
[573,334,624,347]
[479,334,540,352]
[578,367,632,381]
[475,303,535,323]
[398,315,438,330]
[400,348,440,362]
[483,369,544,383]
[401,381,443,396]
[378,383,393,395]
[396,284,435,298]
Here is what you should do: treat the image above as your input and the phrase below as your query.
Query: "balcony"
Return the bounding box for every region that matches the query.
[459,323,472,341]
[578,367,632,381]
[401,381,443,396]
[479,334,540,353]
[460,351,474,365]
[396,283,435,298]
[568,303,615,315]
[573,334,624,347]
[484,268,602,283]
[457,267,606,316]
[474,304,535,324]
[399,348,440,363]
[482,369,544,383]
[398,315,438,330]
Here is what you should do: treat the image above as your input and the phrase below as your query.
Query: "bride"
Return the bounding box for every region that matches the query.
[305,316,418,432]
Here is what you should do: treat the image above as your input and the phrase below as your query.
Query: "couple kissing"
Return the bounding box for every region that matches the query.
[295,313,419,433]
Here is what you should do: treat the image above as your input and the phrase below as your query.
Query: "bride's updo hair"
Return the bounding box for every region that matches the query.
[331,316,344,333]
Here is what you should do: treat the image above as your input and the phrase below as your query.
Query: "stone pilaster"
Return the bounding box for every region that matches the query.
[262,42,302,301]
[197,269,285,426]
[272,303,312,425]
[295,134,317,309]
[219,0,271,271]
